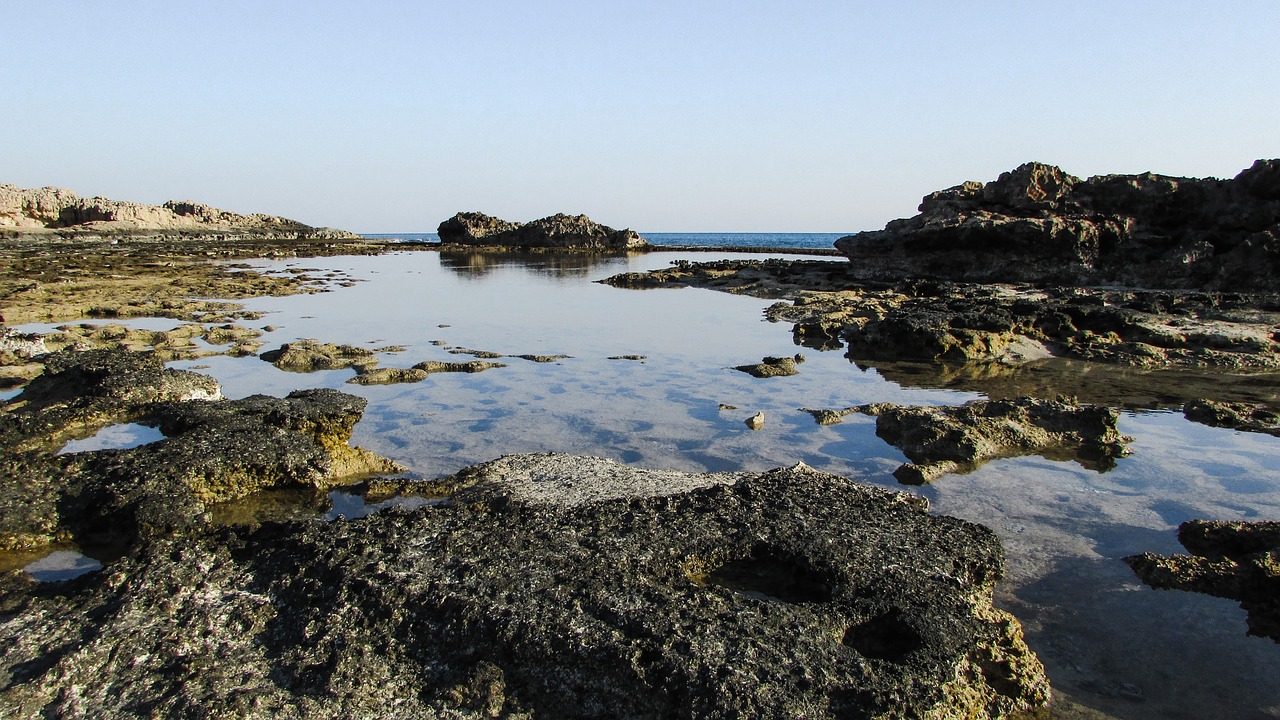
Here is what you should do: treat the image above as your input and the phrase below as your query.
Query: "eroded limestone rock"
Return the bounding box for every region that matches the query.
[1125,520,1280,642]
[733,354,804,378]
[260,339,386,372]
[0,349,401,550]
[0,454,1050,719]
[851,397,1131,484]
[437,211,649,250]
[1183,399,1280,436]
[835,159,1280,292]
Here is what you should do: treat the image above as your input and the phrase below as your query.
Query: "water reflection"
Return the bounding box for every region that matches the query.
[438,249,643,280]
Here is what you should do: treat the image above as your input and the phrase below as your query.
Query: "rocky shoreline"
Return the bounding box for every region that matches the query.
[0,350,1050,718]
[2,165,1279,716]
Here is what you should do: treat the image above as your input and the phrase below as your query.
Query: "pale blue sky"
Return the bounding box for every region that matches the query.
[4,1,1277,232]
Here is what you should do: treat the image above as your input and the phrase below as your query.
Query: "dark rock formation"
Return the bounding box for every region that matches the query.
[1183,399,1280,436]
[0,453,1050,718]
[851,397,1131,484]
[733,354,804,378]
[437,211,648,250]
[0,349,401,550]
[835,159,1280,291]
[603,260,1280,370]
[346,360,506,385]
[0,182,359,238]
[1125,520,1280,642]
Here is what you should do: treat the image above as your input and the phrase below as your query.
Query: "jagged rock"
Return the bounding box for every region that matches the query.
[852,397,1131,484]
[347,367,431,385]
[260,339,381,372]
[607,260,1280,370]
[1183,399,1280,436]
[1125,520,1280,642]
[412,359,507,374]
[0,348,221,453]
[744,411,766,429]
[0,183,359,237]
[0,349,401,549]
[733,354,804,378]
[0,454,1050,719]
[437,211,649,250]
[835,159,1280,292]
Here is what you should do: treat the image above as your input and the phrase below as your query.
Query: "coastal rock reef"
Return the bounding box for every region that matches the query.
[0,350,1050,718]
[1126,520,1280,642]
[0,183,358,238]
[0,451,1050,719]
[437,211,649,250]
[835,159,1280,292]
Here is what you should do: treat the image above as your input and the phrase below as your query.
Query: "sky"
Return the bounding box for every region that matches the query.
[4,1,1278,233]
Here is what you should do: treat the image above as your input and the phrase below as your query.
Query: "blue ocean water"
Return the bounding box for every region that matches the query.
[362,232,846,250]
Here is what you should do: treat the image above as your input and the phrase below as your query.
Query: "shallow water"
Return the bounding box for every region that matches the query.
[19,249,1280,718]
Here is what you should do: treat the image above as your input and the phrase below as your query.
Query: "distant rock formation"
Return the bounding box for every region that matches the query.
[437,211,648,250]
[0,183,359,238]
[835,159,1280,291]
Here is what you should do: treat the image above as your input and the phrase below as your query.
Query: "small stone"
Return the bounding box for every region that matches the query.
[745,411,766,430]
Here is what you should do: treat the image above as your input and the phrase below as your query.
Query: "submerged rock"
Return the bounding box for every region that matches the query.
[852,397,1131,484]
[0,454,1050,719]
[437,211,649,250]
[1125,520,1280,642]
[835,159,1280,292]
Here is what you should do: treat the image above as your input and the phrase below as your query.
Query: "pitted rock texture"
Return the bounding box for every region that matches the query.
[0,182,358,238]
[0,454,1049,719]
[1125,520,1280,642]
[603,261,1280,370]
[0,349,401,550]
[733,354,804,378]
[1183,399,1280,436]
[437,211,648,250]
[850,397,1131,484]
[835,159,1280,291]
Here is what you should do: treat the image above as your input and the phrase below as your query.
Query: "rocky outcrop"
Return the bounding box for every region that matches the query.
[259,339,402,373]
[733,354,804,377]
[0,453,1050,718]
[835,159,1280,291]
[0,349,402,549]
[605,260,1280,370]
[0,183,359,237]
[848,397,1132,484]
[437,211,649,250]
[1125,520,1280,642]
[1183,399,1280,436]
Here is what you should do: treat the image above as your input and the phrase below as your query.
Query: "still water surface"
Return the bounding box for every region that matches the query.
[29,249,1280,718]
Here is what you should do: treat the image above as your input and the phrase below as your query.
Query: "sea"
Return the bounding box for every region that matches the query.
[362,232,848,251]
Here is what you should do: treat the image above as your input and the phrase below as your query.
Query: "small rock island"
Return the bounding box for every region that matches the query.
[437,211,649,250]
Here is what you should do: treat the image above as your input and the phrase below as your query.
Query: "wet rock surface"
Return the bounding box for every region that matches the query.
[0,349,401,550]
[1125,520,1280,642]
[843,397,1131,484]
[438,211,649,250]
[604,261,1280,371]
[1183,398,1280,436]
[259,339,395,373]
[0,454,1050,719]
[733,354,804,378]
[834,159,1280,292]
